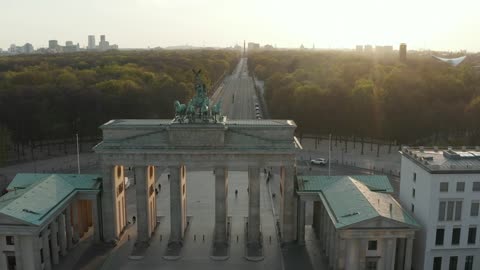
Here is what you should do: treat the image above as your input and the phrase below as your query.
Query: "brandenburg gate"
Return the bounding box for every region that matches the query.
[94,71,301,258]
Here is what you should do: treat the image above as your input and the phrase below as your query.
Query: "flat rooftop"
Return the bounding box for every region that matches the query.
[101,119,296,129]
[401,146,480,173]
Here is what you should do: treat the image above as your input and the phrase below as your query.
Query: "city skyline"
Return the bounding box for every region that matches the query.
[1,0,480,52]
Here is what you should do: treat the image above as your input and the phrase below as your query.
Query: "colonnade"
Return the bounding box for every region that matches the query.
[6,196,99,270]
[101,163,297,251]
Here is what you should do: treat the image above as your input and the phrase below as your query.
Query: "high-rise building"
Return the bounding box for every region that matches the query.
[88,35,96,50]
[400,43,407,62]
[65,41,73,46]
[23,43,34,54]
[364,45,373,53]
[400,147,480,270]
[356,45,364,52]
[48,40,58,50]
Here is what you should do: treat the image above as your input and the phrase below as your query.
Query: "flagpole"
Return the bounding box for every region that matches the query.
[76,133,80,174]
[328,134,331,176]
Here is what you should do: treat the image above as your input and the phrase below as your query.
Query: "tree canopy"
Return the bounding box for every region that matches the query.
[248,50,480,145]
[0,50,239,147]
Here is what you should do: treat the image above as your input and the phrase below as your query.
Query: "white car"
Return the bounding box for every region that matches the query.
[311,158,328,165]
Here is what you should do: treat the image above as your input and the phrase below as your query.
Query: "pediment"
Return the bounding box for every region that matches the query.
[343,216,417,230]
[0,213,34,226]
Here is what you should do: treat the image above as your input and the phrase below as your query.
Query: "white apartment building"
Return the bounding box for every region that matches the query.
[400,147,480,270]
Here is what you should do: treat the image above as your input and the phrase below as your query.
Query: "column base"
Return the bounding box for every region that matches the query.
[129,241,150,260]
[210,216,231,260]
[244,217,264,261]
[163,241,183,260]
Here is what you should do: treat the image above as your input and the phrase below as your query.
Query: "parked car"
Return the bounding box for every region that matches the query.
[310,158,328,165]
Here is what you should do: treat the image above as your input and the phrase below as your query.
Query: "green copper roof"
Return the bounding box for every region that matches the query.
[0,174,100,226]
[319,177,419,229]
[297,175,394,193]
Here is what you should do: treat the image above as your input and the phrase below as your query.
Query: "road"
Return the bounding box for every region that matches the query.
[215,57,259,120]
[2,58,401,270]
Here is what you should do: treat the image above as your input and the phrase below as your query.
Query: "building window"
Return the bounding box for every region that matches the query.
[471,202,479,217]
[465,256,474,270]
[456,182,465,192]
[447,201,455,220]
[439,201,446,221]
[5,236,14,245]
[440,182,449,192]
[449,256,458,270]
[468,227,477,244]
[413,172,416,182]
[452,228,461,245]
[435,228,445,245]
[366,260,377,270]
[444,201,463,221]
[433,257,442,270]
[412,188,416,198]
[455,201,463,221]
[473,182,480,192]
[411,204,415,213]
[367,240,377,250]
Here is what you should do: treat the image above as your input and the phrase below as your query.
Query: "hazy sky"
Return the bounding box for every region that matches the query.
[1,0,480,51]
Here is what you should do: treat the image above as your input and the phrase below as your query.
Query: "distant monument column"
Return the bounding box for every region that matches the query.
[214,167,228,245]
[169,165,187,244]
[247,166,261,245]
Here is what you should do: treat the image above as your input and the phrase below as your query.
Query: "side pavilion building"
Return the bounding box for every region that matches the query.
[296,175,420,270]
[0,173,101,270]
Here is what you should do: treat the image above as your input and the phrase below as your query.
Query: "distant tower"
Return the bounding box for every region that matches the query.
[400,43,407,62]
[243,40,246,56]
[48,40,58,49]
[88,35,96,50]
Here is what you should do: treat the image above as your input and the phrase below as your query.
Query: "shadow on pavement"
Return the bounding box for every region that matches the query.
[281,244,315,270]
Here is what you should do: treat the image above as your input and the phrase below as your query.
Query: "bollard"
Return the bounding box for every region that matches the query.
[269,236,272,243]
[237,235,239,242]
[128,234,130,241]
[203,235,205,241]
[160,234,162,241]
[194,235,196,241]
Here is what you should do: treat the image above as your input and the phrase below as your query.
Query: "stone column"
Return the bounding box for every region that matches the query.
[312,201,320,233]
[395,238,406,270]
[42,230,52,270]
[383,238,396,270]
[17,235,42,270]
[100,165,118,243]
[169,165,187,243]
[72,200,80,243]
[66,206,73,249]
[51,219,60,264]
[214,167,228,244]
[297,198,306,244]
[136,166,151,246]
[58,213,68,256]
[404,237,413,270]
[248,166,260,245]
[346,238,360,270]
[92,195,101,243]
[0,250,7,270]
[280,165,296,242]
[14,235,24,270]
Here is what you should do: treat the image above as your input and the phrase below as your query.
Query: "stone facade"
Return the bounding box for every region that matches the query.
[94,119,301,256]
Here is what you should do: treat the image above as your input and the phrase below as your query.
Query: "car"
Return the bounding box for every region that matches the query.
[310,158,328,165]
[256,116,262,119]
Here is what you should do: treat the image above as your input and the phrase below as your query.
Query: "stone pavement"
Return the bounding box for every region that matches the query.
[99,170,283,270]
[300,138,401,176]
